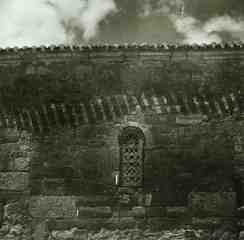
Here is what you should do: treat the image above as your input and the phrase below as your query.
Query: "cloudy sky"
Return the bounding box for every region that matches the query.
[0,0,244,47]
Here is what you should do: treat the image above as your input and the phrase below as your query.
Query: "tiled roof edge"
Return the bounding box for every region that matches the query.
[0,42,244,53]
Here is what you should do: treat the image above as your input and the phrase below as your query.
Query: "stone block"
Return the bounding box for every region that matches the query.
[0,143,19,171]
[29,196,77,218]
[238,219,244,229]
[51,228,79,240]
[146,207,166,217]
[4,201,24,218]
[176,114,205,125]
[77,206,112,218]
[132,206,146,218]
[192,217,222,227]
[47,219,105,231]
[39,178,65,195]
[0,172,29,191]
[166,206,188,218]
[0,201,3,226]
[106,217,137,229]
[146,217,187,230]
[76,195,111,207]
[239,231,244,240]
[32,221,49,240]
[0,129,20,144]
[13,157,30,171]
[47,217,138,231]
[188,192,237,217]
[235,153,244,161]
[112,207,133,217]
[73,229,88,240]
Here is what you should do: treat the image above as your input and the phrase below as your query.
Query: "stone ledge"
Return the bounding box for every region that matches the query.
[0,172,29,191]
[29,196,77,218]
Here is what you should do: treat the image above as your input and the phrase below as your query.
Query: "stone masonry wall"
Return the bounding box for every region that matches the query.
[0,128,37,240]
[0,44,243,239]
[0,45,243,112]
[0,106,243,239]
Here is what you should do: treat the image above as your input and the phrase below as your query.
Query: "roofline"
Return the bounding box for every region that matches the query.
[0,42,244,53]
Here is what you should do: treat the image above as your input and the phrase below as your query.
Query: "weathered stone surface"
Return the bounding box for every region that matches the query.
[32,221,48,240]
[132,206,146,218]
[106,217,137,229]
[77,206,112,218]
[36,178,65,195]
[0,172,29,191]
[51,228,78,240]
[47,217,138,231]
[239,231,244,240]
[73,229,88,240]
[0,143,19,171]
[211,224,238,240]
[147,217,190,230]
[1,198,32,240]
[188,192,237,217]
[4,201,24,218]
[176,114,206,125]
[9,224,24,235]
[0,201,3,226]
[29,196,77,218]
[76,195,111,207]
[166,206,188,218]
[112,207,133,217]
[0,224,9,236]
[235,153,244,161]
[192,217,222,226]
[0,129,20,144]
[146,207,166,217]
[49,228,210,240]
[13,157,30,171]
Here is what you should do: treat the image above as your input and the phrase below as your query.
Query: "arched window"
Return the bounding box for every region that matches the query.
[118,126,145,188]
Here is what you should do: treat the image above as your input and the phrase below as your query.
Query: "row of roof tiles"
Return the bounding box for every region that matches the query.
[0,92,242,133]
[0,42,244,53]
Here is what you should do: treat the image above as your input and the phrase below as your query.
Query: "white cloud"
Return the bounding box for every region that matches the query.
[0,0,116,47]
[171,14,244,44]
[171,15,221,44]
[204,15,244,40]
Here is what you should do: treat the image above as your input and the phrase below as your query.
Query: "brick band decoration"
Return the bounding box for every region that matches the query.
[0,92,242,133]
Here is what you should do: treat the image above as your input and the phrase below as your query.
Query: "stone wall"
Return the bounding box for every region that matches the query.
[0,44,243,112]
[0,107,243,239]
[0,128,36,240]
[0,44,243,239]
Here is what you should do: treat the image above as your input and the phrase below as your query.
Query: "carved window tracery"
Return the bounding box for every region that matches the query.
[118,126,145,187]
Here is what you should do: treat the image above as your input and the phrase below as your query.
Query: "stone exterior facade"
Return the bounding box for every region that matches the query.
[0,43,243,239]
